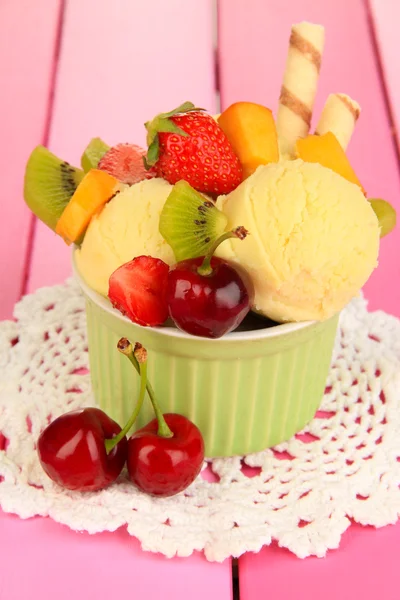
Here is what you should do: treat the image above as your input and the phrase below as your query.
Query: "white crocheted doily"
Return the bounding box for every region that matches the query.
[1,279,400,562]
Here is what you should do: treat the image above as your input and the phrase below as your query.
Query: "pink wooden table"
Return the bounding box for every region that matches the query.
[1,1,399,598]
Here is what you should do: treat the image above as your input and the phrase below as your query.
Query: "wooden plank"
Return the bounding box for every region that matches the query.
[218,0,400,598]
[0,0,62,319]
[0,511,231,600]
[239,523,400,600]
[369,0,400,150]
[21,2,232,600]
[218,0,400,317]
[28,0,217,292]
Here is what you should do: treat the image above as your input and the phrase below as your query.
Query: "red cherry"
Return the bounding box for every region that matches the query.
[37,408,127,491]
[167,256,252,338]
[127,413,204,497]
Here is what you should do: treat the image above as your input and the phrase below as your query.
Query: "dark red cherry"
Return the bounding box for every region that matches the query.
[167,256,252,338]
[37,408,127,491]
[127,413,204,497]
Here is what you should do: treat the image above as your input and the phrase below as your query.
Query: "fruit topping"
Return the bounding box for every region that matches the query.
[55,169,120,245]
[37,407,128,491]
[369,198,397,238]
[218,101,279,178]
[81,137,110,171]
[98,143,153,185]
[167,227,253,338]
[159,180,228,262]
[24,145,84,231]
[108,256,169,326]
[144,101,243,195]
[118,339,204,497]
[296,131,365,192]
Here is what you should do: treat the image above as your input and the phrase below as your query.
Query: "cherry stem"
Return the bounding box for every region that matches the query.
[104,342,148,453]
[197,226,249,276]
[116,338,173,439]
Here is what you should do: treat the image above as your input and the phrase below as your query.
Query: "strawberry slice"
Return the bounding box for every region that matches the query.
[98,143,155,185]
[108,256,169,326]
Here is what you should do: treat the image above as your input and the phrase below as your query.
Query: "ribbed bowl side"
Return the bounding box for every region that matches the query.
[85,297,338,457]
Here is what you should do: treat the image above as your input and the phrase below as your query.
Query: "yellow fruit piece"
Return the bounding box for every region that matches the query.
[218,102,279,179]
[296,132,365,192]
[56,169,120,245]
[369,198,397,237]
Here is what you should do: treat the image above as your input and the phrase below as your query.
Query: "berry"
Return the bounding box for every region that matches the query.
[144,102,242,195]
[128,414,204,497]
[120,340,205,497]
[167,228,252,338]
[37,408,127,491]
[98,143,155,185]
[108,256,169,326]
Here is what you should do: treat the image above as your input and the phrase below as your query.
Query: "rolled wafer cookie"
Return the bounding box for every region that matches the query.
[315,93,361,150]
[277,22,325,157]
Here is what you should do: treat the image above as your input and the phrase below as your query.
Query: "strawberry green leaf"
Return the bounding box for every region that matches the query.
[146,135,160,167]
[158,101,197,118]
[156,120,189,136]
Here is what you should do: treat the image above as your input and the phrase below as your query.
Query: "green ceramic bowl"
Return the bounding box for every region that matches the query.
[73,256,338,457]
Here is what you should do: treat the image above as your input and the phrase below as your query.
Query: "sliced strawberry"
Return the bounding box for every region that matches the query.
[108,256,169,327]
[98,143,155,185]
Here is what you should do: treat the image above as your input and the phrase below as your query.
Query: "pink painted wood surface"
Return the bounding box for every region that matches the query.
[2,0,400,594]
[218,1,400,597]
[0,0,62,319]
[0,512,231,600]
[28,0,217,292]
[218,0,400,317]
[369,0,400,151]
[3,1,233,599]
[239,523,400,600]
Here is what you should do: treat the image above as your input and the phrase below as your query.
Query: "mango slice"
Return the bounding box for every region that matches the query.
[296,132,365,192]
[218,102,279,179]
[56,169,120,245]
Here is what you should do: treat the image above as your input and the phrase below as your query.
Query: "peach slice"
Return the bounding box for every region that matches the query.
[296,132,365,192]
[218,102,279,179]
[56,169,120,245]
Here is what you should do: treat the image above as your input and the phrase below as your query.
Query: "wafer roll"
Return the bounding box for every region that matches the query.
[315,93,361,150]
[277,22,325,157]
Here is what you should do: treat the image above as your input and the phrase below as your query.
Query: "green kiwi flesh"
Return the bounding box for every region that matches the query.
[159,180,228,261]
[81,137,110,172]
[369,198,396,238]
[24,146,84,231]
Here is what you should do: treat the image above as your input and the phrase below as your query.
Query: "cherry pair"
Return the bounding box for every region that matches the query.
[38,339,204,497]
[109,227,253,339]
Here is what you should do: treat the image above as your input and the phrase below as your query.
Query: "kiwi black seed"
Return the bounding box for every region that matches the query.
[81,137,110,172]
[159,180,228,261]
[24,146,84,231]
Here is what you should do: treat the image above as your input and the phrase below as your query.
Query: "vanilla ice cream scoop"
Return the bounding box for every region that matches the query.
[75,178,175,296]
[216,159,380,322]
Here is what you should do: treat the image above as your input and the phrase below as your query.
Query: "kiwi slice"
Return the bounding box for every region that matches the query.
[369,198,396,238]
[24,146,85,231]
[81,137,110,172]
[159,180,228,261]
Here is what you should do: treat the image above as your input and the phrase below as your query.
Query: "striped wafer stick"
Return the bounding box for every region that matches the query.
[277,22,325,157]
[315,93,361,150]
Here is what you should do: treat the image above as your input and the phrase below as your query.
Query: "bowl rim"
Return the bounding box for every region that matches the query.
[72,250,318,342]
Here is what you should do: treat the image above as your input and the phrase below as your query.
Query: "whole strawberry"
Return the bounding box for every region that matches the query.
[144,102,242,195]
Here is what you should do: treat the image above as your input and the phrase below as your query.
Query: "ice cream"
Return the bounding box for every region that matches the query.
[74,177,175,296]
[216,159,380,322]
